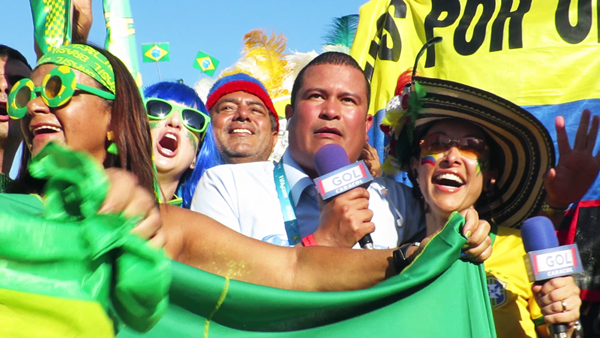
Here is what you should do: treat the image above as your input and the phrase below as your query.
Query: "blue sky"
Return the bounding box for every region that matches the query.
[5,1,367,87]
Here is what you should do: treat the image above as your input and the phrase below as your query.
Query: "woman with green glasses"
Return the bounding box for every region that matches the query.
[8,44,156,197]
[1,44,168,336]
[143,81,220,207]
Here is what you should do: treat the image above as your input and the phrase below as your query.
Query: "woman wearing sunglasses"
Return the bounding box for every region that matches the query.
[2,44,169,336]
[381,69,594,337]
[143,82,220,207]
[8,45,155,196]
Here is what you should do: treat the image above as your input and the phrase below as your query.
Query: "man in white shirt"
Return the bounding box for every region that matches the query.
[191,52,425,249]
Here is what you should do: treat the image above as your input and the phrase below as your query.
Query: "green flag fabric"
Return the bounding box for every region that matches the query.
[29,0,73,54]
[193,50,219,76]
[103,0,144,87]
[0,143,170,336]
[118,212,496,338]
[142,43,170,63]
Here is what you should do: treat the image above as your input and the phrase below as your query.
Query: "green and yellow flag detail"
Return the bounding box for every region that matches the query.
[142,43,170,63]
[104,0,143,87]
[30,0,73,54]
[117,212,496,338]
[0,143,170,337]
[193,51,219,76]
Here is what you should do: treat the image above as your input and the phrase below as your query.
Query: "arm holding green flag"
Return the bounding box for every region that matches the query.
[158,204,488,291]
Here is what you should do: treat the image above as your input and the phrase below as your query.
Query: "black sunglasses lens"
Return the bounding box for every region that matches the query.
[463,138,486,153]
[146,100,172,118]
[15,85,32,109]
[44,75,62,99]
[182,109,206,130]
[427,134,450,152]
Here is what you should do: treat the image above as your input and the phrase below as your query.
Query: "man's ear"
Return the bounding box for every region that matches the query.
[285,104,293,120]
[365,114,373,136]
[271,129,279,152]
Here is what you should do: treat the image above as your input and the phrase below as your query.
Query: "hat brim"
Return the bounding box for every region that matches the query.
[411,76,555,228]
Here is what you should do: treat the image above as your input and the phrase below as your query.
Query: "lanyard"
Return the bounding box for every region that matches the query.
[273,161,301,245]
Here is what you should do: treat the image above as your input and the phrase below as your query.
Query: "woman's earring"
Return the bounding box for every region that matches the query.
[485,178,496,191]
[107,131,118,155]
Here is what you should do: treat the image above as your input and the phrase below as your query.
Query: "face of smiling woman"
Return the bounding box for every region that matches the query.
[411,119,490,219]
[22,64,112,163]
[149,100,200,181]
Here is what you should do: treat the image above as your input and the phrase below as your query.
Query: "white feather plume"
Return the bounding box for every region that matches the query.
[282,50,318,93]
[193,77,216,103]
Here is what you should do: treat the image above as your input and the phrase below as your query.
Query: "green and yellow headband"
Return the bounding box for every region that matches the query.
[37,44,116,94]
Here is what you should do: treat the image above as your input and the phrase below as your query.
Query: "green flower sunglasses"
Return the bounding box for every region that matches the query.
[145,97,210,134]
[8,65,115,119]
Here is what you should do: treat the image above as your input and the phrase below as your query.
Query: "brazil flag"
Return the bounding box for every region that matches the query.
[142,43,170,63]
[193,50,220,76]
[0,144,170,338]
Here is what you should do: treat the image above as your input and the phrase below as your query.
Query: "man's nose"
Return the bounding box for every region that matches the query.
[319,98,341,120]
[233,105,251,121]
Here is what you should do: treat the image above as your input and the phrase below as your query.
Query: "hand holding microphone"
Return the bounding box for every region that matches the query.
[311,144,375,249]
[521,216,582,338]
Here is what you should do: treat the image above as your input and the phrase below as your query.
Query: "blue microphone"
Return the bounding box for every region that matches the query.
[313,144,374,249]
[521,216,583,338]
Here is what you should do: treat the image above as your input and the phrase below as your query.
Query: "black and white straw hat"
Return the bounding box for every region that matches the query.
[381,38,556,228]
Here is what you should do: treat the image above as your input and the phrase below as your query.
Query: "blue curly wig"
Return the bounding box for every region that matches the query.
[144,81,221,208]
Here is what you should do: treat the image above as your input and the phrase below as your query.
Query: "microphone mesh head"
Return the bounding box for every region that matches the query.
[521,216,559,252]
[314,144,350,175]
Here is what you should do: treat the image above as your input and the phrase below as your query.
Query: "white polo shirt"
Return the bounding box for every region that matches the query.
[190,150,425,248]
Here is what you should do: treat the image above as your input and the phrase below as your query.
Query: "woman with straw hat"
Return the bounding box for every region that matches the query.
[380,63,596,336]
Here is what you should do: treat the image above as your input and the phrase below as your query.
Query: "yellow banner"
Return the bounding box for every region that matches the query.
[351,0,600,115]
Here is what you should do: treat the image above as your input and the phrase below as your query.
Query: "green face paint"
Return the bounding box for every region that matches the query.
[184,129,199,150]
[476,158,489,176]
[149,121,161,130]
